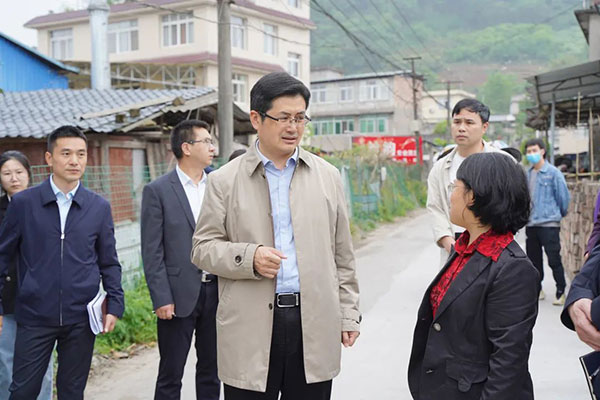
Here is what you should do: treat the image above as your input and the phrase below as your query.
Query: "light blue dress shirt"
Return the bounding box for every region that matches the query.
[49,175,79,234]
[256,141,300,293]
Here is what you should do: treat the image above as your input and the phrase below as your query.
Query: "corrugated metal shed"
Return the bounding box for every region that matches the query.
[0,31,79,92]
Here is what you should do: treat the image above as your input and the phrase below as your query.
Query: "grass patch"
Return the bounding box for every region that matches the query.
[94,279,156,354]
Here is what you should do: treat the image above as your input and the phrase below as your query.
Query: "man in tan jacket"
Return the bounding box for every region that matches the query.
[427,99,510,262]
[191,72,360,399]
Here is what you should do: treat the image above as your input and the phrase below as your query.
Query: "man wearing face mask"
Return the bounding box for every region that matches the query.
[524,138,570,305]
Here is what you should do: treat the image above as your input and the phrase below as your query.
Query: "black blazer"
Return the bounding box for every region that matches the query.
[141,168,210,318]
[0,195,16,314]
[408,241,539,400]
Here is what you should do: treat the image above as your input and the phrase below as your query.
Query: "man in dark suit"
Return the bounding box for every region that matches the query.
[141,119,219,400]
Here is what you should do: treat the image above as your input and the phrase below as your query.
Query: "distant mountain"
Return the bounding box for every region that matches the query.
[310,0,588,84]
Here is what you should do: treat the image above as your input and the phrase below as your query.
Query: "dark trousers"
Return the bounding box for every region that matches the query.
[224,305,332,400]
[525,226,567,294]
[10,321,95,400]
[155,279,220,400]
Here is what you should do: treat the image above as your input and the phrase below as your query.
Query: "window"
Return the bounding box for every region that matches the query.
[287,52,300,78]
[313,118,354,135]
[232,73,248,104]
[50,28,73,60]
[162,12,194,47]
[288,0,300,7]
[361,80,389,101]
[359,115,388,134]
[108,20,139,54]
[231,16,247,49]
[312,84,327,104]
[263,23,278,55]
[340,85,353,102]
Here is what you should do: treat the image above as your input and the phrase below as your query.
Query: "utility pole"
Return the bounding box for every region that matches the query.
[441,80,463,136]
[404,56,422,165]
[217,0,233,163]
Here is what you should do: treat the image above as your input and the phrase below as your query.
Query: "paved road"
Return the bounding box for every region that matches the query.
[86,211,592,399]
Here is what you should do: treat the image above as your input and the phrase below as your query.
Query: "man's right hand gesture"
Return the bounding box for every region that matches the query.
[155,304,175,320]
[254,246,286,279]
[569,298,600,350]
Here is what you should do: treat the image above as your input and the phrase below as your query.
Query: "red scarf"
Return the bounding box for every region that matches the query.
[430,229,514,317]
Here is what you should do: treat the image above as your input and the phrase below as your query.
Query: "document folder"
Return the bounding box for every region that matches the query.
[87,289,106,335]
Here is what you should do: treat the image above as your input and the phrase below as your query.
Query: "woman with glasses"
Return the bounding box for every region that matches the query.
[0,151,53,400]
[408,152,538,399]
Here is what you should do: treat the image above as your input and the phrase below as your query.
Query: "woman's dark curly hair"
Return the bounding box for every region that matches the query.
[456,152,530,234]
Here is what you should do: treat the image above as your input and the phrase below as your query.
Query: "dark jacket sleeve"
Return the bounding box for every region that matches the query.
[587,192,600,254]
[561,244,600,330]
[96,201,125,318]
[140,184,173,310]
[482,258,539,399]
[0,198,22,315]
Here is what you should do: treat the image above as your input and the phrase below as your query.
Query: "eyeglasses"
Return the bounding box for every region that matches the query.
[448,182,467,192]
[259,112,311,126]
[187,138,215,145]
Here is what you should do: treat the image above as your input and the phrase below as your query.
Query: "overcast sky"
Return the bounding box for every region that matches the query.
[1,0,88,47]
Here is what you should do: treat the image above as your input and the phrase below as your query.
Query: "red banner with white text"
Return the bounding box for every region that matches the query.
[352,136,423,164]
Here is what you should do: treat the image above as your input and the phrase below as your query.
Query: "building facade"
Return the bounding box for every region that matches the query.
[25,0,313,110]
[309,69,422,137]
[0,31,78,92]
[419,88,476,134]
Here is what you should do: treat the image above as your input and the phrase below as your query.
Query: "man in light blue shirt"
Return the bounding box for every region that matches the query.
[256,142,300,294]
[49,175,79,234]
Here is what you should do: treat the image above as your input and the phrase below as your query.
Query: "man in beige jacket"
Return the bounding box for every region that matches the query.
[191,72,360,399]
[427,99,510,262]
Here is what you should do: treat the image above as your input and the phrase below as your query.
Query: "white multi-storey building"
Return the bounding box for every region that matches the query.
[25,0,314,110]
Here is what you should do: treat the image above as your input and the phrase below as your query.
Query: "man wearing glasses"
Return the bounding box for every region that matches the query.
[141,120,219,399]
[191,72,361,399]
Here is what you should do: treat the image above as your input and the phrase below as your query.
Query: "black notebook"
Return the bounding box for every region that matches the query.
[580,351,600,400]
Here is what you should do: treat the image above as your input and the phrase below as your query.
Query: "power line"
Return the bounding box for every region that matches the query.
[339,0,411,65]
[311,0,448,109]
[311,0,417,110]
[388,2,446,72]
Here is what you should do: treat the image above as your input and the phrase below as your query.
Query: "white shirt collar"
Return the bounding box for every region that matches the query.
[50,174,79,199]
[176,164,206,187]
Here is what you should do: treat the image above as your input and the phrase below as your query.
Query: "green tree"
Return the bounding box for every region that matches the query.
[478,72,521,115]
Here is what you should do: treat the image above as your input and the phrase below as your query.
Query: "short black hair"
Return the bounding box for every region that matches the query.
[452,98,490,124]
[501,147,522,163]
[0,150,32,192]
[250,72,311,118]
[524,138,546,159]
[457,152,530,234]
[171,119,211,159]
[48,125,88,153]
[228,149,246,162]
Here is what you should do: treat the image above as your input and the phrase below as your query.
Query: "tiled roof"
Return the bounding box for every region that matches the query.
[0,87,214,138]
[25,0,314,28]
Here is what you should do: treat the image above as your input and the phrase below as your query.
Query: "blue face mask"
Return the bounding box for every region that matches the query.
[526,153,542,164]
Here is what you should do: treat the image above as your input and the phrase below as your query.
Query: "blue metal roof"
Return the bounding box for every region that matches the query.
[0,31,79,74]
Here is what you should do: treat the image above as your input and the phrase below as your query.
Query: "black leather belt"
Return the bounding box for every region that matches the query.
[201,271,217,283]
[275,292,300,308]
